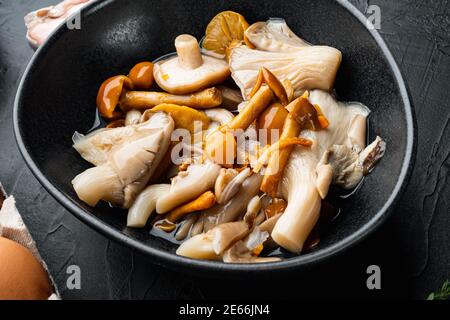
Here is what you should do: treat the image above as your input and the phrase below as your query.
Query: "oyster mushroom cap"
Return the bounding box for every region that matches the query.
[73,111,174,166]
[153,34,230,94]
[272,90,383,253]
[72,112,174,208]
[155,161,221,213]
[244,18,310,52]
[229,44,342,99]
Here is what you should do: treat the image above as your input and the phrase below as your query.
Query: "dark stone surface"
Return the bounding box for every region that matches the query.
[0,0,448,299]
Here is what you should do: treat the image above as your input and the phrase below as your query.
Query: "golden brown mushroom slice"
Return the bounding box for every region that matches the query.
[153,34,230,94]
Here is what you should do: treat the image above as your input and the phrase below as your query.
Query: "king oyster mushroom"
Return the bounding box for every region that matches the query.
[271,90,385,253]
[229,44,342,99]
[153,34,230,94]
[72,111,174,208]
[244,18,310,52]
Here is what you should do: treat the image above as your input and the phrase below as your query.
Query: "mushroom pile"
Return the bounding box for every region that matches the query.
[71,11,385,263]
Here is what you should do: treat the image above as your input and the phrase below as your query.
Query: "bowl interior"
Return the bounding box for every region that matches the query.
[15,0,413,272]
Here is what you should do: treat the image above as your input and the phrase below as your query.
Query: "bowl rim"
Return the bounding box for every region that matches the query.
[13,0,416,274]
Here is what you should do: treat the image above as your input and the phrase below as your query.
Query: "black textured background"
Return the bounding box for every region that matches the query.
[0,0,449,299]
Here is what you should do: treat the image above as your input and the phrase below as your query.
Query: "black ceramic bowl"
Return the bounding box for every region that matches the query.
[14,0,415,275]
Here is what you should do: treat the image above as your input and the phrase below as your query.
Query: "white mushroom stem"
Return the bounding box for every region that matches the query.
[272,178,322,253]
[125,110,142,126]
[72,165,124,207]
[272,90,377,253]
[127,184,170,228]
[347,114,367,153]
[175,34,204,69]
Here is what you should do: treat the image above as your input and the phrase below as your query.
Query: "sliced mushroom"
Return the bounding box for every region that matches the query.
[199,173,263,232]
[153,34,230,94]
[155,161,221,213]
[127,184,170,228]
[214,167,251,204]
[243,196,262,227]
[72,112,174,208]
[217,86,244,110]
[229,44,342,99]
[223,227,281,263]
[211,221,249,255]
[244,18,310,52]
[175,214,199,241]
[272,90,384,253]
[176,221,249,260]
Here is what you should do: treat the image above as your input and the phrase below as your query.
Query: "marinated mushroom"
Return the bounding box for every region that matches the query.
[70,10,388,264]
[204,85,274,166]
[127,184,170,228]
[72,112,174,208]
[244,18,310,52]
[271,90,385,253]
[153,34,230,94]
[155,161,221,213]
[214,167,251,204]
[148,104,210,134]
[128,61,154,90]
[166,191,216,223]
[176,221,249,260]
[229,44,342,99]
[120,87,223,110]
[198,173,263,232]
[216,86,244,110]
[124,110,142,126]
[97,75,133,119]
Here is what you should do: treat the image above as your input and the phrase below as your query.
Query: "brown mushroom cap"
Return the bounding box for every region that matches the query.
[153,34,230,94]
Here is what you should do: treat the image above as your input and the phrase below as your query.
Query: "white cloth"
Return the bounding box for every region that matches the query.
[0,184,60,300]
